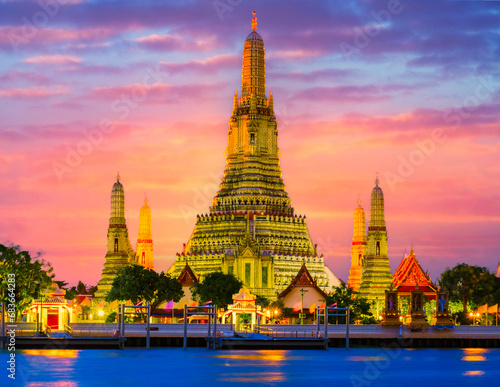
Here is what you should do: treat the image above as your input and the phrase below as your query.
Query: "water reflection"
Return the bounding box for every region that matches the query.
[211,350,288,383]
[218,372,284,383]
[462,348,488,362]
[20,350,79,386]
[24,350,79,358]
[463,371,485,376]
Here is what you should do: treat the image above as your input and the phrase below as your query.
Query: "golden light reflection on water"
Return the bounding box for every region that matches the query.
[26,382,78,387]
[212,350,291,362]
[463,371,485,376]
[23,350,79,358]
[218,372,284,383]
[462,348,488,362]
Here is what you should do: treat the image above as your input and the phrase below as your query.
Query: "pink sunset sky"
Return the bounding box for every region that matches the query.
[1,0,499,287]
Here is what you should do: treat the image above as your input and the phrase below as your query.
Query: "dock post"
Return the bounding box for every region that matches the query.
[183,305,187,350]
[207,306,211,349]
[1,303,4,350]
[324,305,328,345]
[146,305,150,349]
[346,307,350,350]
[213,305,217,349]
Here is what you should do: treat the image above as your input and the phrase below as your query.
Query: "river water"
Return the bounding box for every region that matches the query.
[2,347,499,386]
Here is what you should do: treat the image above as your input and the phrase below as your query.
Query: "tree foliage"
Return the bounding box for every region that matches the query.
[191,272,243,309]
[439,263,499,312]
[106,265,184,313]
[0,243,54,320]
[325,283,376,324]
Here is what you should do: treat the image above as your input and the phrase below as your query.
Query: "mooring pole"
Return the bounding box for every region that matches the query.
[183,305,187,350]
[346,307,350,350]
[146,305,150,349]
[213,305,217,349]
[207,306,211,349]
[324,305,328,339]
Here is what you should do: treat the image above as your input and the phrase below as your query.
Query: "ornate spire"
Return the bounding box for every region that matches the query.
[241,12,265,99]
[251,11,257,31]
[117,170,120,182]
[110,173,125,224]
[369,176,385,229]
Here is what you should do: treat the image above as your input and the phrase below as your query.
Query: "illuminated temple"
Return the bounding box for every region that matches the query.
[167,13,340,299]
[357,178,393,302]
[347,199,367,291]
[95,174,154,298]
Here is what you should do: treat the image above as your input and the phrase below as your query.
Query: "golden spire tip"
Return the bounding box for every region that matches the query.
[251,11,257,31]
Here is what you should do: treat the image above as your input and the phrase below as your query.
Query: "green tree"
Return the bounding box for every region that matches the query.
[191,272,243,309]
[255,295,270,309]
[0,243,54,320]
[325,283,375,324]
[106,265,184,314]
[439,263,499,313]
[76,281,87,294]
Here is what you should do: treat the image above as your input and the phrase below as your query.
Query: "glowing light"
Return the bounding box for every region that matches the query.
[24,350,79,358]
[218,372,283,383]
[463,371,485,376]
[98,309,105,317]
[462,356,486,362]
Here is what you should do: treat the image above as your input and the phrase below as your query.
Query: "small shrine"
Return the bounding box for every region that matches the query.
[434,291,452,326]
[27,283,74,330]
[410,287,429,329]
[153,262,198,323]
[392,247,437,298]
[382,289,400,326]
[278,263,327,324]
[222,288,263,331]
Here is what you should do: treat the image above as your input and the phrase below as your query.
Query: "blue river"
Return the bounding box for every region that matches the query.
[2,347,499,386]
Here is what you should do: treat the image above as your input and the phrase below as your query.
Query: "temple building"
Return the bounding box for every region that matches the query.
[392,247,437,298]
[136,196,154,270]
[167,13,340,299]
[95,174,136,299]
[347,199,367,291]
[358,177,393,303]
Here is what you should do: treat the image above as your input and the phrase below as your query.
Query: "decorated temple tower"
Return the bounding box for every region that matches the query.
[358,177,393,303]
[347,199,367,291]
[168,13,340,299]
[95,174,136,298]
[136,196,154,270]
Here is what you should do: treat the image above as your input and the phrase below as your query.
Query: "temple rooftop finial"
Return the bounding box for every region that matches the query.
[251,11,257,31]
[144,193,148,205]
[375,172,379,186]
[117,170,120,182]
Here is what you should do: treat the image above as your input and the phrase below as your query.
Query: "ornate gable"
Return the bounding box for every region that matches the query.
[278,263,327,299]
[393,248,436,293]
[178,262,198,286]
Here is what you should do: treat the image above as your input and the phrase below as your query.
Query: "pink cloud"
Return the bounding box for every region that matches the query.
[86,82,228,104]
[24,55,82,65]
[0,86,69,99]
[136,33,219,52]
[160,54,239,75]
[0,27,116,51]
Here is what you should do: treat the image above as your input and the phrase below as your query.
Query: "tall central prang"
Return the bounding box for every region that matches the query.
[168,13,339,298]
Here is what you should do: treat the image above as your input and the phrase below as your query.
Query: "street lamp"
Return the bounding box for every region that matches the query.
[300,288,308,325]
